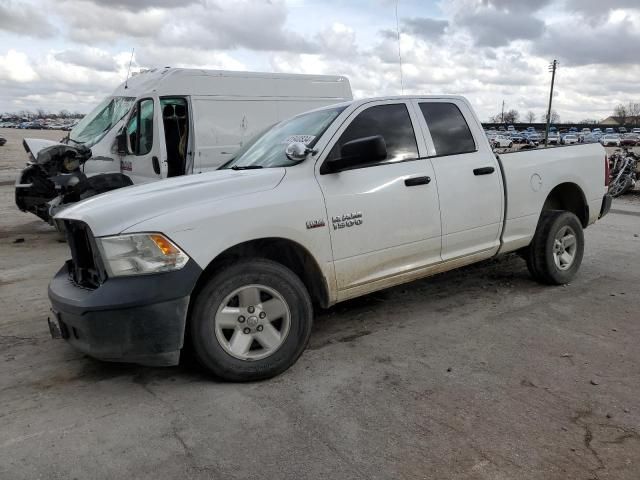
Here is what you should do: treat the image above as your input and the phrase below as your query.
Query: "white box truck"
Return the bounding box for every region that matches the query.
[15,68,352,223]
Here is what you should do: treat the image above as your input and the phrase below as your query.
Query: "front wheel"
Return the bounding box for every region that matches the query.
[190,258,313,381]
[525,210,584,285]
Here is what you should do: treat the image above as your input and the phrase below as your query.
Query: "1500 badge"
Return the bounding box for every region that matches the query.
[332,212,363,230]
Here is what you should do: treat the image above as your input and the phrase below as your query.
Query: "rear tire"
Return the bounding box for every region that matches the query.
[525,210,584,285]
[190,258,313,381]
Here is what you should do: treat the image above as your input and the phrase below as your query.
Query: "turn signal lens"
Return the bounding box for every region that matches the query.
[150,234,180,256]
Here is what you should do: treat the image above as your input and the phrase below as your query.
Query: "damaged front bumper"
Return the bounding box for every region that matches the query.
[48,259,202,367]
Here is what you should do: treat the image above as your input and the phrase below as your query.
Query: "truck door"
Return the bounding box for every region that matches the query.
[316,100,442,295]
[122,97,164,183]
[413,100,503,260]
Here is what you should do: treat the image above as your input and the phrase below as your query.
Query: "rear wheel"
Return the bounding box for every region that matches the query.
[525,210,584,285]
[190,258,313,381]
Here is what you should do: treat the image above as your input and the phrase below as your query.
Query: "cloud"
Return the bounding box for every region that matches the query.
[402,17,448,40]
[0,0,638,123]
[0,0,57,38]
[78,0,202,10]
[0,49,38,82]
[535,16,640,66]
[58,0,318,53]
[456,7,545,47]
[55,48,119,72]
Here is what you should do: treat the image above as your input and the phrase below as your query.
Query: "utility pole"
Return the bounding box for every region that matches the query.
[501,99,505,124]
[544,59,558,147]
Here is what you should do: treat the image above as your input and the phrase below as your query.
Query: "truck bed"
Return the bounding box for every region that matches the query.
[497,143,606,253]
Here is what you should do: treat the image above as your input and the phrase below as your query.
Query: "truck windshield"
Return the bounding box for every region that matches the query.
[222,105,347,169]
[68,96,135,148]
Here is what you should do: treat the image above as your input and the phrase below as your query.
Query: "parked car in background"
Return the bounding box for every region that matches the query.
[491,134,513,148]
[618,127,627,134]
[510,132,526,143]
[562,134,579,145]
[604,128,615,134]
[620,134,639,146]
[525,131,541,144]
[546,131,560,144]
[600,134,621,147]
[582,133,600,144]
[631,128,640,135]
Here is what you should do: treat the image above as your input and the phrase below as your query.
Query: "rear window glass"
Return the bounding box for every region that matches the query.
[419,103,476,156]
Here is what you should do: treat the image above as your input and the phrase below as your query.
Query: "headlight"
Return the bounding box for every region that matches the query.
[96,233,189,277]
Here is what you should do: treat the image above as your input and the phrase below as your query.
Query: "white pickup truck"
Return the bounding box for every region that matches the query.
[48,96,611,381]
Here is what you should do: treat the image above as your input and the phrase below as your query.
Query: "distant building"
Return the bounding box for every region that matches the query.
[600,116,640,126]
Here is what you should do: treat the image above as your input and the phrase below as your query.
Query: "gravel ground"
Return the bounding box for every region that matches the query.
[1,127,640,479]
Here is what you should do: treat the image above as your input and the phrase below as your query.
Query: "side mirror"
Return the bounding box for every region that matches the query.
[116,131,127,155]
[285,141,310,162]
[321,135,387,174]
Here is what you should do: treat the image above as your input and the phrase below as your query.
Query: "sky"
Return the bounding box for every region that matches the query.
[0,0,639,122]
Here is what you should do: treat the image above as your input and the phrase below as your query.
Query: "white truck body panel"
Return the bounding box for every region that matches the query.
[57,95,607,306]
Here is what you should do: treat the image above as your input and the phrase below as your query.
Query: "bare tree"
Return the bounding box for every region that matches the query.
[541,110,560,124]
[525,111,536,123]
[503,109,519,123]
[614,104,628,125]
[627,102,640,126]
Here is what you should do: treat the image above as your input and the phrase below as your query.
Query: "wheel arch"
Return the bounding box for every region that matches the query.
[540,182,589,228]
[189,237,331,311]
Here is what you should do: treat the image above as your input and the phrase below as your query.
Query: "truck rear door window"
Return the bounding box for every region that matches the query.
[328,103,418,165]
[419,102,476,156]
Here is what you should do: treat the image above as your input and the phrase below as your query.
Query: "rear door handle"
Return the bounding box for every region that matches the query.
[404,176,431,187]
[473,166,495,175]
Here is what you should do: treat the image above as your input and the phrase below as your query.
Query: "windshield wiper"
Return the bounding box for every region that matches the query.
[230,165,264,170]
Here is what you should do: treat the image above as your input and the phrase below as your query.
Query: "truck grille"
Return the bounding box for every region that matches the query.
[64,221,105,289]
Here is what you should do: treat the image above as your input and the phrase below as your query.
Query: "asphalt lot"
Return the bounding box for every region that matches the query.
[1,127,640,479]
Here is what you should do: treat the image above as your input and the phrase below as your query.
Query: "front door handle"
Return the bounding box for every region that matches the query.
[404,176,431,187]
[473,166,495,175]
[152,156,161,175]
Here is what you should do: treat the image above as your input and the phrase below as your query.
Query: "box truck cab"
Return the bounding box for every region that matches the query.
[16,68,352,222]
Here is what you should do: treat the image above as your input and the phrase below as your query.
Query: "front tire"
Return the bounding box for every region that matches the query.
[525,211,584,285]
[190,259,313,381]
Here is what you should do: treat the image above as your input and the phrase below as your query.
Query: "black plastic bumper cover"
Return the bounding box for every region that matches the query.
[599,194,612,219]
[48,259,202,366]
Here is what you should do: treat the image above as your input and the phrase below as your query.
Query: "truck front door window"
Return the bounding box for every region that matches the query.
[126,99,154,156]
[327,104,418,167]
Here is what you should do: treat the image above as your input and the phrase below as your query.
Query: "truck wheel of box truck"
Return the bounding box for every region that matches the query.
[190,258,313,381]
[525,210,584,285]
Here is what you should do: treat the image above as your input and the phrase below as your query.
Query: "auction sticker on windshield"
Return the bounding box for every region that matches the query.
[283,135,315,145]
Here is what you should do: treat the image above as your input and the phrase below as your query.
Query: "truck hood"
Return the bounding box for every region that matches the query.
[23,137,66,159]
[55,168,286,236]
